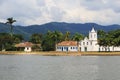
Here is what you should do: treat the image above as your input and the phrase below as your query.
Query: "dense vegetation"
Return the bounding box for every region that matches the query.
[98,29,120,48]
[0,33,23,51]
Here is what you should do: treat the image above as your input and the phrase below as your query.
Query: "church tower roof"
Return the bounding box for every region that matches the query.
[91,27,96,32]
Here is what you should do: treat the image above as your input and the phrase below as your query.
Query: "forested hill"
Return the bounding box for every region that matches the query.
[0,22,120,39]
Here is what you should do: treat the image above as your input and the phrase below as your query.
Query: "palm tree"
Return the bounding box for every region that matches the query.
[6,17,16,36]
[64,31,70,41]
[97,30,106,39]
[72,33,84,41]
[49,31,63,50]
[30,33,42,44]
[52,31,63,42]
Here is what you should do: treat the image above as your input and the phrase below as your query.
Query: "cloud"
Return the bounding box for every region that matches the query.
[80,0,120,13]
[0,0,120,25]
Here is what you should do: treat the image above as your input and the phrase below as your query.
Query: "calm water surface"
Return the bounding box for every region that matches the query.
[0,55,120,80]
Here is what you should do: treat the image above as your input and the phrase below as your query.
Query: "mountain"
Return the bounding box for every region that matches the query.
[0,22,120,40]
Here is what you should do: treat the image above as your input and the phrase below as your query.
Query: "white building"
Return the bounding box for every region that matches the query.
[80,27,120,52]
[15,42,33,52]
[56,41,78,52]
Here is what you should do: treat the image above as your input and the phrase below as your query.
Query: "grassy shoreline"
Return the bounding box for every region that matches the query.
[0,51,120,56]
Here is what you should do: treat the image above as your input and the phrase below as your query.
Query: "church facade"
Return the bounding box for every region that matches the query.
[80,27,99,51]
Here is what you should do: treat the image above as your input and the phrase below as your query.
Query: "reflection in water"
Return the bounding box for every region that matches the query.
[0,55,120,80]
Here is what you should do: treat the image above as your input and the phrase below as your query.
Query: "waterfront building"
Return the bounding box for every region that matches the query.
[56,41,78,52]
[15,42,33,52]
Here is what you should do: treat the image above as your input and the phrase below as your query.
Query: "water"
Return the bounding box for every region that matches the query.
[0,55,120,80]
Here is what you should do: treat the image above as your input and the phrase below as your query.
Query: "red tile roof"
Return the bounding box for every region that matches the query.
[15,42,33,47]
[57,41,78,46]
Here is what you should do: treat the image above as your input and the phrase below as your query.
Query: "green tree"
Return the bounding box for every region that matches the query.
[64,31,70,41]
[41,31,64,51]
[13,34,24,44]
[41,32,55,51]
[29,33,43,51]
[30,33,42,44]
[50,31,63,43]
[72,32,84,41]
[98,29,120,51]
[108,29,120,47]
[97,30,106,39]
[0,33,13,51]
[0,33,24,51]
[6,17,16,36]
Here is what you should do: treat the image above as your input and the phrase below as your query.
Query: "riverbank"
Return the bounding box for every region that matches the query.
[0,51,120,56]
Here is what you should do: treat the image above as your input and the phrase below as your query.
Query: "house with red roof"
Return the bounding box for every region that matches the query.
[56,41,78,52]
[15,42,33,52]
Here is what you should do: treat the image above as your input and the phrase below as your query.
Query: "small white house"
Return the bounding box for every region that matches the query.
[56,41,78,52]
[15,42,33,52]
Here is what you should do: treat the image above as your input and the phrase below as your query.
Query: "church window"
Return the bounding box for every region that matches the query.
[108,48,110,51]
[102,48,104,51]
[94,34,96,38]
[83,42,85,45]
[99,48,100,52]
[91,42,92,45]
[91,35,92,38]
[87,42,88,45]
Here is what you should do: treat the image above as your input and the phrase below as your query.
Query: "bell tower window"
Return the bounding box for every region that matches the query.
[94,34,96,38]
[91,34,92,38]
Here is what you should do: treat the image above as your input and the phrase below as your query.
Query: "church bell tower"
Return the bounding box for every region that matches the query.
[89,27,97,41]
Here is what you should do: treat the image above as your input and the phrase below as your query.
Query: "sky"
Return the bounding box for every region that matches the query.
[0,0,120,26]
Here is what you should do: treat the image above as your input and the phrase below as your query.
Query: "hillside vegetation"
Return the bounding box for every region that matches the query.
[0,22,120,40]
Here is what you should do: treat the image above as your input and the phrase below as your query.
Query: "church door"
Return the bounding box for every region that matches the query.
[84,47,87,52]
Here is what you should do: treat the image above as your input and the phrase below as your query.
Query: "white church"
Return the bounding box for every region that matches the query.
[80,27,120,52]
[56,27,120,52]
[80,27,99,52]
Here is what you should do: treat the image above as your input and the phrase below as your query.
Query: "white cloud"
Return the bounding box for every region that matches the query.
[0,0,120,25]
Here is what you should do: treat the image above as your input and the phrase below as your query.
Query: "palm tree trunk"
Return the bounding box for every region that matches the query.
[10,25,13,36]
